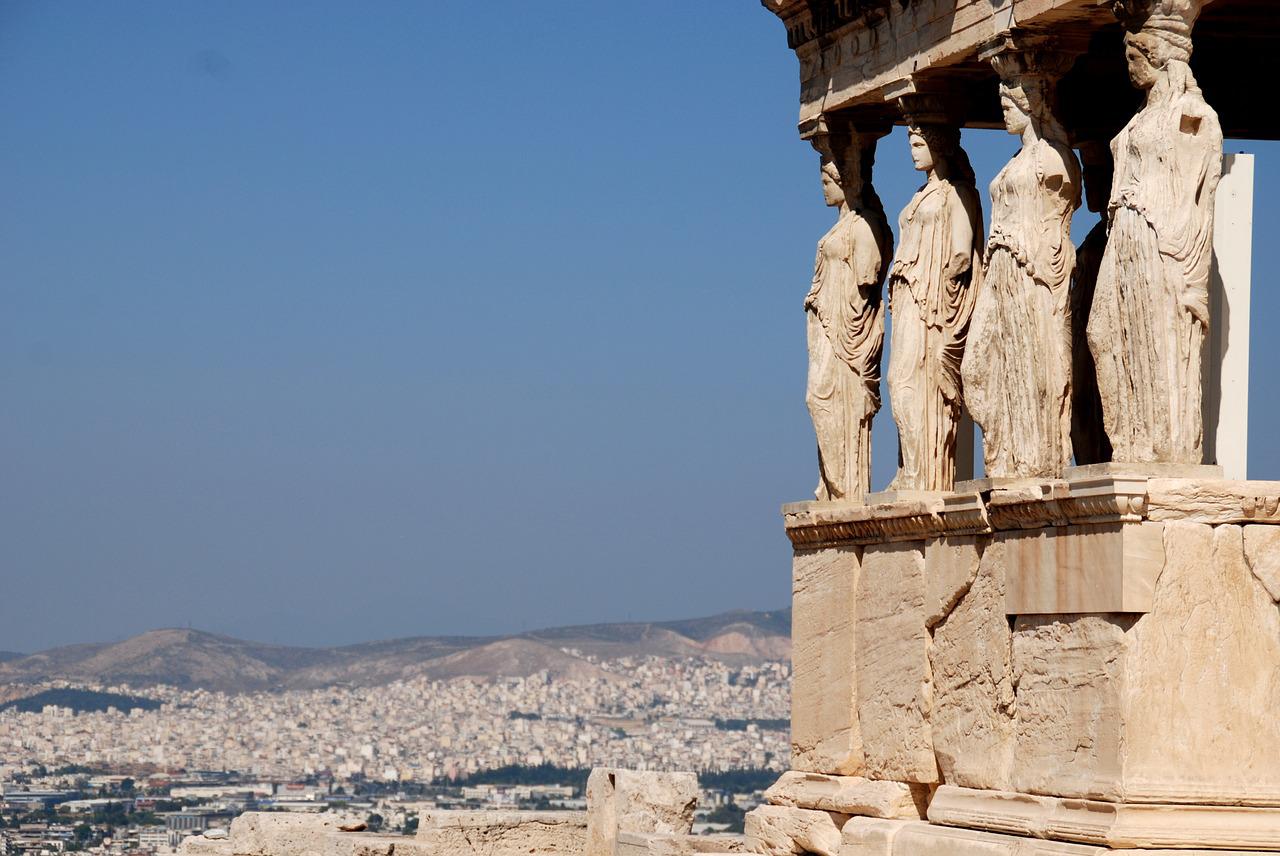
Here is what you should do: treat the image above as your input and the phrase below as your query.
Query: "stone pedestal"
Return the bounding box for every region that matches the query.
[761,476,1280,853]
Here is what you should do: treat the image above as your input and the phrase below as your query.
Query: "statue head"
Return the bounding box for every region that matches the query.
[1125,31,1170,89]
[905,123,974,185]
[1112,0,1198,63]
[809,115,883,212]
[820,158,848,208]
[988,47,1071,144]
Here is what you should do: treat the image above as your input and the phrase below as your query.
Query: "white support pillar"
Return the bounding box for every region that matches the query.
[1203,153,1254,479]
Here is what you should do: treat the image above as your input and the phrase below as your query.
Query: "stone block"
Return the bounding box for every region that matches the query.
[894,818,1107,855]
[930,538,1014,791]
[927,785,1280,849]
[840,817,907,856]
[1122,523,1280,804]
[176,835,233,856]
[763,771,926,819]
[855,541,936,783]
[616,830,748,854]
[1243,524,1280,601]
[585,768,698,856]
[1146,479,1280,524]
[1010,613,1133,799]
[415,810,586,856]
[226,813,352,856]
[742,805,847,856]
[1001,522,1163,614]
[924,535,982,627]
[1008,521,1280,805]
[790,547,863,774]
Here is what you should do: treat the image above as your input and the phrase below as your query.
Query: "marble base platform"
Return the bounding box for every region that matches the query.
[783,475,1280,834]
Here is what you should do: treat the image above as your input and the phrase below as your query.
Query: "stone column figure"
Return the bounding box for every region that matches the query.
[961,48,1081,479]
[1087,0,1222,463]
[805,119,891,501]
[1070,141,1114,465]
[886,100,983,492]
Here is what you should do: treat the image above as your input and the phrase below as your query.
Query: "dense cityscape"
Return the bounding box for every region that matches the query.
[0,655,789,856]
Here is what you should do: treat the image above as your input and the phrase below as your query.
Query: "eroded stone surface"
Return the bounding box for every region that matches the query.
[1010,614,1134,799]
[930,538,1014,791]
[225,813,351,856]
[928,784,1280,849]
[416,810,586,856]
[743,805,847,856]
[791,547,863,774]
[924,536,982,627]
[855,542,936,783]
[764,771,926,819]
[840,816,905,856]
[1243,525,1280,602]
[616,830,748,855]
[1146,479,1280,524]
[585,768,697,856]
[1123,523,1280,804]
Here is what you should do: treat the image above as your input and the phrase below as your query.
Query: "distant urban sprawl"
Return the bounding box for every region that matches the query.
[0,655,789,855]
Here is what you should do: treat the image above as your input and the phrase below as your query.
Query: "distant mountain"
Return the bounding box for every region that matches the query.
[0,652,24,663]
[0,609,791,694]
[0,687,160,714]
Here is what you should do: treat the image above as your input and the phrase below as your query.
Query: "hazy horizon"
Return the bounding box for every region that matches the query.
[0,603,793,657]
[3,2,1277,653]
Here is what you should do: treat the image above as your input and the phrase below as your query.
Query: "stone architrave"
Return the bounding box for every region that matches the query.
[962,41,1081,479]
[804,115,892,501]
[1087,0,1223,464]
[885,94,983,493]
[1069,140,1114,466]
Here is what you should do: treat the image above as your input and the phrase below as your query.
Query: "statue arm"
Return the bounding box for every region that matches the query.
[1031,141,1080,293]
[1161,100,1223,327]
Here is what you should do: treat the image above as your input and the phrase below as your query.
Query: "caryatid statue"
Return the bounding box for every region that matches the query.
[885,97,983,492]
[961,44,1082,479]
[804,117,892,501]
[1087,0,1222,464]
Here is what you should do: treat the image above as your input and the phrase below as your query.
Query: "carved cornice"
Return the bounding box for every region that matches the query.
[763,0,899,50]
[783,476,1160,548]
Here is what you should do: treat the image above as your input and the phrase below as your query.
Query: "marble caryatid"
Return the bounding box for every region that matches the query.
[1088,0,1223,464]
[961,46,1081,479]
[886,97,983,492]
[804,118,892,501]
[1070,140,1114,466]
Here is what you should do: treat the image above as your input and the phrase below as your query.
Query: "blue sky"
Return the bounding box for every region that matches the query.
[2,2,1275,651]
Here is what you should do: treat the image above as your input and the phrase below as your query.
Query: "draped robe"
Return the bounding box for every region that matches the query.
[1087,68,1222,464]
[963,139,1080,478]
[887,177,983,492]
[806,208,888,500]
